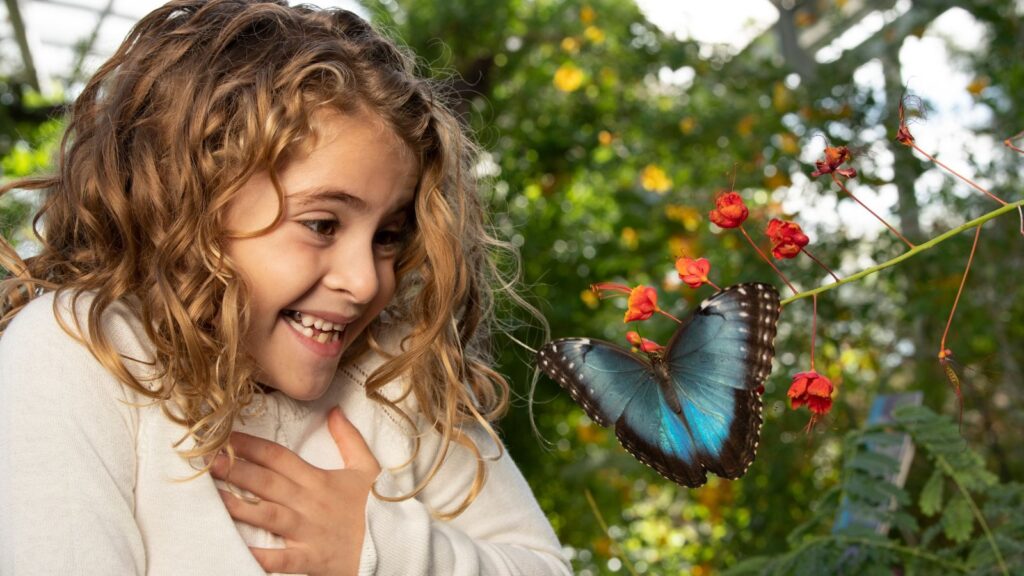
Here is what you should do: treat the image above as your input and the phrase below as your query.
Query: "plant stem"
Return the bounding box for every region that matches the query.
[828,535,970,572]
[738,225,798,296]
[810,294,817,372]
[940,226,981,354]
[801,247,841,282]
[911,144,1008,205]
[781,199,1024,306]
[831,173,916,248]
[936,456,1009,576]
[1005,129,1023,154]
[657,309,681,324]
[583,489,639,576]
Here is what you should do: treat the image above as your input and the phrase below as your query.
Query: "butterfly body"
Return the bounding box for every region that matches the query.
[538,283,780,487]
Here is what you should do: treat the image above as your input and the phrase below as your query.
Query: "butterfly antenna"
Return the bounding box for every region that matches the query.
[505,331,537,355]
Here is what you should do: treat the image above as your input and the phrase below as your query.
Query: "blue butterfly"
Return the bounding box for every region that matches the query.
[537,283,780,487]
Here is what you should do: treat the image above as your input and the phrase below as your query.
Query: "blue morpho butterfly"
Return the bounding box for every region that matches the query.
[537,283,780,487]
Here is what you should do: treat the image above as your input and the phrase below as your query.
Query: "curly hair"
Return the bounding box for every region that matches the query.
[0,0,529,519]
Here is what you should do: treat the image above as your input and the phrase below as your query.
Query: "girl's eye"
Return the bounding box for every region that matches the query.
[301,219,338,237]
[374,227,410,255]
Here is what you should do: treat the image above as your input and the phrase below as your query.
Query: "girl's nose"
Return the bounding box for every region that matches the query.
[323,242,379,304]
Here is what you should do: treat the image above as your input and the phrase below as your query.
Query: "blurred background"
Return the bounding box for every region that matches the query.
[2,1,1022,574]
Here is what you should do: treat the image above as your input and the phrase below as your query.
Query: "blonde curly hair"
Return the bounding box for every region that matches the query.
[0,0,531,518]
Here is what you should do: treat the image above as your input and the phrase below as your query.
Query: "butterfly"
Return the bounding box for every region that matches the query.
[537,283,780,487]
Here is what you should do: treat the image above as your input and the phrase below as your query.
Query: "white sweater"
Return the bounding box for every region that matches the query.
[0,292,570,575]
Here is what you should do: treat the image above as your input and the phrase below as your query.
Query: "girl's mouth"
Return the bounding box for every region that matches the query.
[282,310,346,349]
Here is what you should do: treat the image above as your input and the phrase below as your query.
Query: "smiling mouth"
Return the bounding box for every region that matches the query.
[282,310,346,344]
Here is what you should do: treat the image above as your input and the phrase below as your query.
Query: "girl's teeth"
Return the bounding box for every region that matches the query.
[315,332,330,344]
[322,321,335,332]
[301,314,315,327]
[313,318,324,330]
[302,326,314,338]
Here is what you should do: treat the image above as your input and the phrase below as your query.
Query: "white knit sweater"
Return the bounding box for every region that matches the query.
[0,292,570,575]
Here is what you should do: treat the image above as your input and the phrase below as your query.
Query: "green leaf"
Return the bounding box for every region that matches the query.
[920,469,944,517]
[848,451,901,477]
[941,495,974,544]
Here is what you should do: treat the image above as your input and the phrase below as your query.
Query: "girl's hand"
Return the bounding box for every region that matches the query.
[210,407,381,576]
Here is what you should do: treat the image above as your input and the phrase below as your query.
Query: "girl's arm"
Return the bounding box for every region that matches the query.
[360,421,572,576]
[0,295,146,574]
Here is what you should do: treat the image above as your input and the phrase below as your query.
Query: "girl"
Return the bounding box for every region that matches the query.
[0,1,570,575]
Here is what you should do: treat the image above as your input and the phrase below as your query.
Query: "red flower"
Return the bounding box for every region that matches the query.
[896,125,915,146]
[591,283,663,323]
[766,218,809,259]
[625,285,659,322]
[675,256,712,288]
[811,146,857,179]
[626,331,664,353]
[788,371,834,415]
[896,98,916,146]
[709,192,748,229]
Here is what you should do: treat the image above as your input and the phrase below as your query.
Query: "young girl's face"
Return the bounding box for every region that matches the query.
[225,110,418,400]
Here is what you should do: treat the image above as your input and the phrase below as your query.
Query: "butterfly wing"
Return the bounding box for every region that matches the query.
[612,379,711,486]
[537,338,650,427]
[663,282,780,481]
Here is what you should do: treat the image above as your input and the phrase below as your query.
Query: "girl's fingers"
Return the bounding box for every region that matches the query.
[226,431,322,487]
[327,407,381,475]
[248,546,311,575]
[210,453,301,504]
[218,489,302,539]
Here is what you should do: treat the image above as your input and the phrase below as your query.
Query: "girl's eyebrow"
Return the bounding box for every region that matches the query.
[293,188,369,213]
[293,186,415,217]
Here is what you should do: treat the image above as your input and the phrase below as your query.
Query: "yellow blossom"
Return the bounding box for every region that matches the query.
[640,164,672,194]
[764,171,792,190]
[795,11,816,27]
[773,81,792,112]
[553,63,584,92]
[598,130,613,146]
[584,26,605,44]
[620,227,639,250]
[967,76,989,96]
[664,204,701,231]
[667,235,696,262]
[779,132,799,155]
[560,37,579,54]
[678,117,696,134]
[580,5,596,24]
[580,289,599,309]
[737,114,756,137]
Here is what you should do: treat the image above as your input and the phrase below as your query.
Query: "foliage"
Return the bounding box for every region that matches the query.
[0,87,64,257]
[363,1,1024,574]
[2,0,1022,574]
[724,405,1024,575]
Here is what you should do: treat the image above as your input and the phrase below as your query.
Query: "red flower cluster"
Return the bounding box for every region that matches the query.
[709,192,748,228]
[766,219,809,259]
[811,146,857,179]
[788,371,834,415]
[675,256,712,288]
[626,331,664,353]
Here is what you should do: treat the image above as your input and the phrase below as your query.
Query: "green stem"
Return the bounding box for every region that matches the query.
[583,489,639,576]
[936,456,1009,576]
[781,199,1024,306]
[827,535,970,572]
